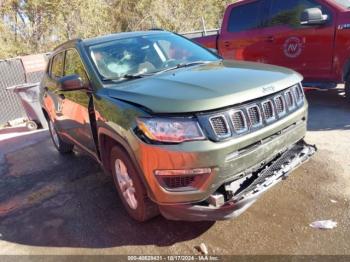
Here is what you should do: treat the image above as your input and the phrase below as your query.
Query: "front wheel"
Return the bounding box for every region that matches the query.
[48,119,74,154]
[110,146,159,222]
[345,81,350,103]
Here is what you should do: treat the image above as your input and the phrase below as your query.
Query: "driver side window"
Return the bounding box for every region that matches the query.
[64,49,89,85]
[266,0,330,28]
[51,52,64,79]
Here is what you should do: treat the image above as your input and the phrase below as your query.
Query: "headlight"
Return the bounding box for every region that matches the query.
[137,117,206,143]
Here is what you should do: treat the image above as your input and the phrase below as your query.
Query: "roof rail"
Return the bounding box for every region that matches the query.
[148,28,166,31]
[53,38,82,51]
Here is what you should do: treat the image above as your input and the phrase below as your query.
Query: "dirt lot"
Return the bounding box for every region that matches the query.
[0,88,349,256]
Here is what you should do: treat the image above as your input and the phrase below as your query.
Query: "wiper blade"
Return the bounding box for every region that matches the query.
[120,73,144,80]
[103,61,213,81]
[104,73,151,82]
[176,60,212,68]
[155,60,213,74]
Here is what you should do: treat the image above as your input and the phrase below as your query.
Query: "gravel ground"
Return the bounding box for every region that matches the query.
[0,88,349,256]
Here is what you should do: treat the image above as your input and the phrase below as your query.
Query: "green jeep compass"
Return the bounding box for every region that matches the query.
[40,31,316,221]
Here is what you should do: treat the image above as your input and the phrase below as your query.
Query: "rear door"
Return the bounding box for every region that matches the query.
[219,0,269,62]
[262,0,335,80]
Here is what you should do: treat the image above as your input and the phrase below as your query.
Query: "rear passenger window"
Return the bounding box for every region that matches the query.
[228,1,262,33]
[266,0,330,28]
[51,52,64,78]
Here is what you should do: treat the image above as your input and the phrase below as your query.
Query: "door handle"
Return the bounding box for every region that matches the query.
[223,41,231,48]
[266,36,274,43]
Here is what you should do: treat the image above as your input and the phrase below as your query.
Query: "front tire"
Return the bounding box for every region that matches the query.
[345,81,350,103]
[110,146,159,222]
[48,119,74,154]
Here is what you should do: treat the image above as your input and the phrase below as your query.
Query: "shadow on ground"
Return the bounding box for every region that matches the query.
[306,88,350,131]
[0,139,213,248]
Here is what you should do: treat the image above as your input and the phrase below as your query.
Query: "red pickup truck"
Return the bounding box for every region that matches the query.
[192,0,350,102]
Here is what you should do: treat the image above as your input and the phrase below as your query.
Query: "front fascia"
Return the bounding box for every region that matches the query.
[129,102,308,205]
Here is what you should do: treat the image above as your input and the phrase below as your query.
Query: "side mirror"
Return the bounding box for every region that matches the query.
[58,74,86,91]
[300,8,328,26]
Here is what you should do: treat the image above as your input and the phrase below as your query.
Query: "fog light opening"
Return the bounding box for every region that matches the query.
[155,168,212,191]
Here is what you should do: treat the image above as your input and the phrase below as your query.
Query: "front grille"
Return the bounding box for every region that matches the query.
[248,105,262,127]
[262,100,275,120]
[209,115,230,138]
[274,95,286,116]
[162,176,196,189]
[230,110,248,134]
[202,84,304,141]
[285,90,295,109]
[293,85,304,103]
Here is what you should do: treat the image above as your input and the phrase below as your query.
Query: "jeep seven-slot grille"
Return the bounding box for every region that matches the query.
[209,115,230,138]
[274,95,285,116]
[207,84,304,141]
[230,110,247,133]
[293,85,303,102]
[262,100,274,120]
[285,90,295,108]
[248,106,262,127]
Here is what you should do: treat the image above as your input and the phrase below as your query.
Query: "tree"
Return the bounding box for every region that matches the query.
[0,0,234,59]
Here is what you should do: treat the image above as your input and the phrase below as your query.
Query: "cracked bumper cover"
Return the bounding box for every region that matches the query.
[158,140,317,221]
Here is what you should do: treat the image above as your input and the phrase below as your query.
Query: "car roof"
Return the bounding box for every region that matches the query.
[82,30,168,46]
[52,30,169,53]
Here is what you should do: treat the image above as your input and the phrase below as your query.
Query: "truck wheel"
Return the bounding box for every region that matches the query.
[48,119,74,154]
[345,81,350,102]
[110,146,159,222]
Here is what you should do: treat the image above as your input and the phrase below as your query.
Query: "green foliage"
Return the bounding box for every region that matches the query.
[0,0,234,59]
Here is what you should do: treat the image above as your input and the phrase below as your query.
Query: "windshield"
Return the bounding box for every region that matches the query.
[334,0,350,8]
[89,33,219,81]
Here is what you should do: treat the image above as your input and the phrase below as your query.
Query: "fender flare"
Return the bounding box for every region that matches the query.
[97,127,156,202]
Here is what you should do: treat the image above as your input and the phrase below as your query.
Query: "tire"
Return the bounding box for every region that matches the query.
[26,121,38,131]
[110,146,159,222]
[345,81,350,103]
[48,119,74,154]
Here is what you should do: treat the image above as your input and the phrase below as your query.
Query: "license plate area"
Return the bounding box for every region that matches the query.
[225,140,317,202]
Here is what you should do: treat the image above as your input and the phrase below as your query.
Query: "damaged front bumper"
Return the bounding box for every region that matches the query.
[159,140,317,221]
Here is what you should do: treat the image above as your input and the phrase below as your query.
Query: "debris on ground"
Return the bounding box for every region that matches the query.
[195,243,208,255]
[330,199,338,203]
[310,220,337,230]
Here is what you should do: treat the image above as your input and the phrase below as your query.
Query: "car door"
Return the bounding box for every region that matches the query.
[262,0,335,80]
[58,49,97,155]
[42,51,65,130]
[218,0,269,63]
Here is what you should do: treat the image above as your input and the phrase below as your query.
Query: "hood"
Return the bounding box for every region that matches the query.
[105,60,303,113]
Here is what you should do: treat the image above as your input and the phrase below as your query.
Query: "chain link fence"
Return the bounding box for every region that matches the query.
[0,55,47,126]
